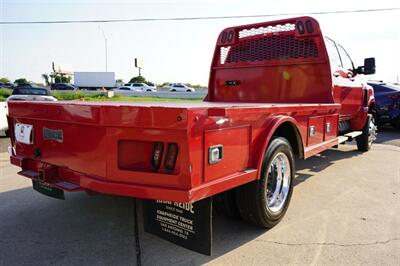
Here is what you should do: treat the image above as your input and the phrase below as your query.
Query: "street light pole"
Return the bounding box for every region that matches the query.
[98,26,108,72]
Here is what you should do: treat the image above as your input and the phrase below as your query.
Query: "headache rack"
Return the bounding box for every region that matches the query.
[216,17,326,67]
[207,16,333,103]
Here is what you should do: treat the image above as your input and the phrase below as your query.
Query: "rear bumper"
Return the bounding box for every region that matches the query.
[10,155,257,203]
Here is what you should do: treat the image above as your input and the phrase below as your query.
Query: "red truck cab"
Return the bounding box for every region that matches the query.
[7,16,376,228]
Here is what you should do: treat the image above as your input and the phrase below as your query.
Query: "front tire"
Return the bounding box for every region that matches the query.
[235,137,295,228]
[356,114,376,151]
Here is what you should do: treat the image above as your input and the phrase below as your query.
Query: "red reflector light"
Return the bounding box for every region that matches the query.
[151,142,164,170]
[164,143,178,173]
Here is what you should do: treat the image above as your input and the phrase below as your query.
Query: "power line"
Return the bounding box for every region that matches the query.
[1,7,400,25]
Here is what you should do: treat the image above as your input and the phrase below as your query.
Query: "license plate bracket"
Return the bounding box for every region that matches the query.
[32,180,65,200]
[15,123,33,144]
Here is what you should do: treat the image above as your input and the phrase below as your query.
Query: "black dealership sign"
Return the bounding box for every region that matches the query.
[143,197,212,255]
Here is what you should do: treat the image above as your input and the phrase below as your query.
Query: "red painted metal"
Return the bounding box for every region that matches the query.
[204,126,250,182]
[6,16,374,203]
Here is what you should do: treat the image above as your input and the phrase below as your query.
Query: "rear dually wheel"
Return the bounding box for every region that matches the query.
[235,137,295,228]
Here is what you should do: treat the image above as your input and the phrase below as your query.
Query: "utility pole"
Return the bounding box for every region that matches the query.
[51,62,55,84]
[98,26,108,72]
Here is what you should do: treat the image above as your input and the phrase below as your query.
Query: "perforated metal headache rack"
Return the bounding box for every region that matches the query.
[218,18,322,65]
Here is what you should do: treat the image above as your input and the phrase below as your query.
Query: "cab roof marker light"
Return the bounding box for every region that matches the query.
[227,31,234,42]
[221,31,227,44]
[296,21,305,34]
[305,20,314,33]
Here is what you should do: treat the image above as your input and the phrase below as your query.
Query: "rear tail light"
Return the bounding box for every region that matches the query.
[164,143,178,173]
[151,142,164,170]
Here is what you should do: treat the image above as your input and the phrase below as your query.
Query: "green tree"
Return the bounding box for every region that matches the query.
[54,75,71,83]
[14,78,29,85]
[129,76,147,83]
[0,77,10,83]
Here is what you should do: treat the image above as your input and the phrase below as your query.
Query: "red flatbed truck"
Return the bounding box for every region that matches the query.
[7,17,376,229]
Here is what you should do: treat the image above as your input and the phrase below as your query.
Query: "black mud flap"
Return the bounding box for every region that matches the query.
[32,180,65,200]
[143,197,212,255]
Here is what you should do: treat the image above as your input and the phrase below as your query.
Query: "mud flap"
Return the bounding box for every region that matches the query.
[32,180,65,200]
[143,197,212,255]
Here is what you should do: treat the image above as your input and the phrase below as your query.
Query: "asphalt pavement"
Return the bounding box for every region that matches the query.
[0,129,399,265]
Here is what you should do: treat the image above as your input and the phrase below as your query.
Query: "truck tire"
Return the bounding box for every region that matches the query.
[213,189,241,219]
[235,137,294,228]
[356,114,376,152]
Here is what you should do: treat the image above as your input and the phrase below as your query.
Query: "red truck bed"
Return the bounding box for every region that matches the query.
[8,100,339,202]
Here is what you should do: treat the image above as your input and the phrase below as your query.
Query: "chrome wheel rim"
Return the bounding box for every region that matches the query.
[265,152,291,213]
[368,117,377,146]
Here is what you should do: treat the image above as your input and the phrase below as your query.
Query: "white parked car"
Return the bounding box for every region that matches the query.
[169,83,195,92]
[7,88,57,102]
[118,83,157,92]
[1,88,56,136]
[0,102,8,136]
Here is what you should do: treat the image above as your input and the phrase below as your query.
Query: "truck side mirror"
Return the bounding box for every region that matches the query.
[363,57,376,75]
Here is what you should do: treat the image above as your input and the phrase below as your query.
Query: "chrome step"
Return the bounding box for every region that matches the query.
[338,136,348,144]
[344,131,362,139]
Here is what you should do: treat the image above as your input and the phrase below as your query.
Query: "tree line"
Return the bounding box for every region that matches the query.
[1,75,206,88]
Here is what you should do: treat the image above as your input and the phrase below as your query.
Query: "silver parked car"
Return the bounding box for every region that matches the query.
[7,88,57,102]
[169,83,195,92]
[117,83,157,92]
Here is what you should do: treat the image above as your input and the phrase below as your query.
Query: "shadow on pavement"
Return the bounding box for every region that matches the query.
[0,190,137,265]
[293,146,361,186]
[0,144,370,265]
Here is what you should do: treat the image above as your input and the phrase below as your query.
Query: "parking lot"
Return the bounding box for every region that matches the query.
[0,130,399,265]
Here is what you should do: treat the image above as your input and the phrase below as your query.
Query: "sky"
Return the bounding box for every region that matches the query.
[0,0,399,85]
